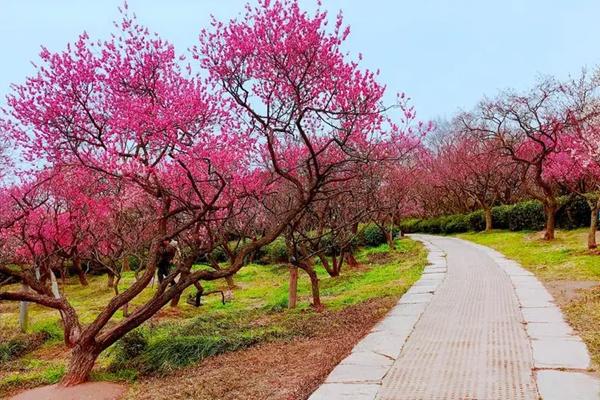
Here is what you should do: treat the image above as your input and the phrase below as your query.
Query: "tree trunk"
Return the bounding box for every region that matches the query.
[288,266,298,309]
[122,257,130,272]
[319,254,338,277]
[60,344,100,386]
[588,202,598,250]
[300,263,321,309]
[73,257,88,286]
[345,252,359,269]
[484,207,493,232]
[544,201,557,240]
[225,275,236,289]
[107,272,115,288]
[19,284,29,333]
[384,230,396,249]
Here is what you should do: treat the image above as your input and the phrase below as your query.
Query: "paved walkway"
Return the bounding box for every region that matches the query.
[309,234,599,400]
[378,236,536,400]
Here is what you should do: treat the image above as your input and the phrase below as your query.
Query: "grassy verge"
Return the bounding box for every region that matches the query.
[457,229,600,369]
[0,238,426,397]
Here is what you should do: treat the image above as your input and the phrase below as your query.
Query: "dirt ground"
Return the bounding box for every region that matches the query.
[545,280,599,305]
[9,382,125,400]
[124,297,396,400]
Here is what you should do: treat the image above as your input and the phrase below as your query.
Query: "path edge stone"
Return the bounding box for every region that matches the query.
[307,235,447,400]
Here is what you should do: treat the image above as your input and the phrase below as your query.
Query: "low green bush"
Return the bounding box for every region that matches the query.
[443,214,469,233]
[398,195,594,234]
[508,200,545,231]
[466,210,485,232]
[261,237,289,263]
[362,223,386,247]
[491,205,512,229]
[557,195,590,229]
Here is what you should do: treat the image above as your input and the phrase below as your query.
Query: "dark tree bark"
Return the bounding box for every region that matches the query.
[484,207,493,232]
[73,256,88,286]
[60,343,101,386]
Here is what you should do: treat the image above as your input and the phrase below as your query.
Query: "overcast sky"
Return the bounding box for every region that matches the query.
[1,0,600,122]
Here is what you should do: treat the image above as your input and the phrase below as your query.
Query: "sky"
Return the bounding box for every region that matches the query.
[1,0,600,122]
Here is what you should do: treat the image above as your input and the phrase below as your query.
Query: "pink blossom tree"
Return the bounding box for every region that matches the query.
[465,78,575,239]
[0,0,418,385]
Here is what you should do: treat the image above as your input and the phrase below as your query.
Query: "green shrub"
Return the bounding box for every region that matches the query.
[262,238,289,263]
[399,218,422,233]
[362,224,386,247]
[0,339,28,363]
[557,195,590,229]
[443,214,469,233]
[508,200,545,231]
[0,332,48,364]
[116,330,148,360]
[491,205,512,229]
[466,210,485,231]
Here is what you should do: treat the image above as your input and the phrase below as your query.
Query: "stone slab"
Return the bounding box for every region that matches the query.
[521,306,565,323]
[308,383,380,400]
[389,302,428,316]
[341,351,394,367]
[526,321,575,339]
[536,370,600,400]
[397,292,434,304]
[531,338,591,369]
[326,363,390,383]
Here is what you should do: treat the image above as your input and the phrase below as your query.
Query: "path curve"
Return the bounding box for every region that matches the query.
[309,234,599,400]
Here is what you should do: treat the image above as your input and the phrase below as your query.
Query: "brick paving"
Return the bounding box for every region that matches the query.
[377,236,538,400]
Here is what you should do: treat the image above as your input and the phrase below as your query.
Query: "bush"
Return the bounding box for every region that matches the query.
[557,195,590,229]
[261,238,289,263]
[491,205,512,230]
[362,224,386,247]
[0,333,48,364]
[508,200,545,231]
[442,214,469,233]
[117,330,148,359]
[399,218,422,234]
[466,210,485,232]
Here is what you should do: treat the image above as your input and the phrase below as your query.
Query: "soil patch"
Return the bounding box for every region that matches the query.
[125,297,396,400]
[545,280,599,305]
[9,382,125,400]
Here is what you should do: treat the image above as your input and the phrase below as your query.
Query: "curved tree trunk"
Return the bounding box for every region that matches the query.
[319,254,338,277]
[299,263,321,309]
[60,343,101,386]
[484,207,493,232]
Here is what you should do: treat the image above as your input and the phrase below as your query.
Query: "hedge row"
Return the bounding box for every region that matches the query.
[209,223,393,265]
[399,196,592,234]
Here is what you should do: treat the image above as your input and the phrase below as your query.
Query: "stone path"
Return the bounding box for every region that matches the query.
[309,234,600,400]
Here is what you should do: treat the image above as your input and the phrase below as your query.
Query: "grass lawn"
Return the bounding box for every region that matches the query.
[0,238,426,399]
[457,229,600,369]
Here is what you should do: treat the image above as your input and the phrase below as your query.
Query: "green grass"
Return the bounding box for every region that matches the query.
[457,229,600,281]
[457,228,600,368]
[0,238,426,394]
